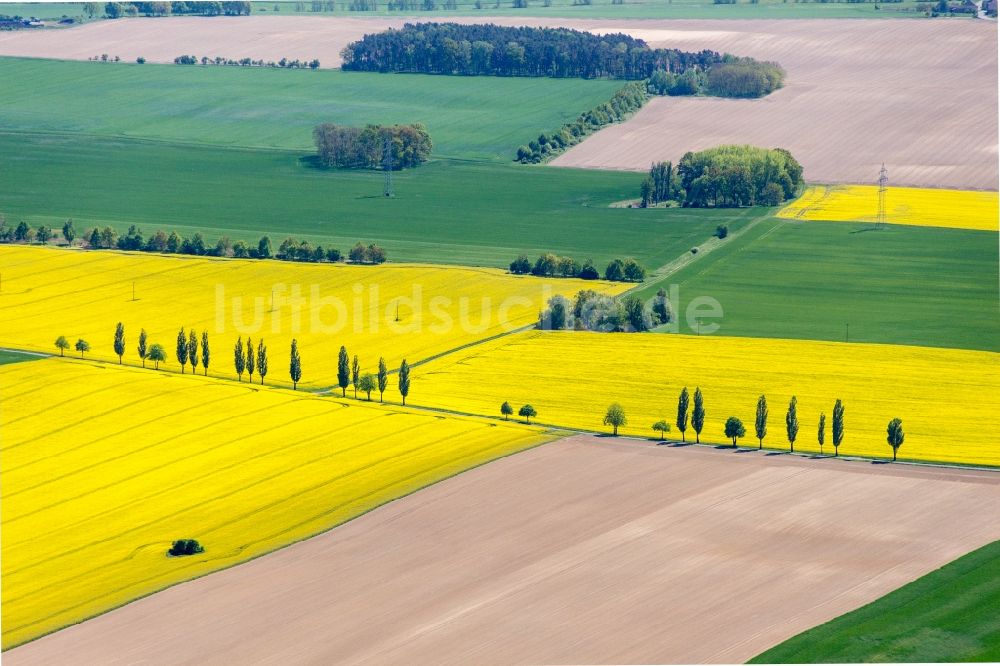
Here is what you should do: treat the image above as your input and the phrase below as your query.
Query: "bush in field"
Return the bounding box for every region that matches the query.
[168,539,204,557]
[313,123,432,170]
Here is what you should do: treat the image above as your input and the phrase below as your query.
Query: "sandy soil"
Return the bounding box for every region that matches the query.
[7,435,999,665]
[0,17,994,188]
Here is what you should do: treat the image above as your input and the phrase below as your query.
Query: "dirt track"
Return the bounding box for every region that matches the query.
[0,17,995,188]
[7,435,998,664]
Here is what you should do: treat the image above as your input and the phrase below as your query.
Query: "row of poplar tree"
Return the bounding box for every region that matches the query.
[55,323,413,403]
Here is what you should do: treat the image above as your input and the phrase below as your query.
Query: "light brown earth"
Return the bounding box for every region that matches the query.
[0,17,995,188]
[7,435,999,665]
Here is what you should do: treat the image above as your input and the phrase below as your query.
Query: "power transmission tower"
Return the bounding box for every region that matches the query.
[875,162,888,230]
[382,132,393,198]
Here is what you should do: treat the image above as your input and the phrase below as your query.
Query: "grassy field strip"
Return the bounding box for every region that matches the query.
[0,245,629,390]
[751,539,1000,663]
[778,185,999,231]
[411,330,1000,466]
[0,358,556,648]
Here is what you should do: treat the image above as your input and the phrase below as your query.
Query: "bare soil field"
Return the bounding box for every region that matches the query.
[0,17,994,188]
[7,435,998,665]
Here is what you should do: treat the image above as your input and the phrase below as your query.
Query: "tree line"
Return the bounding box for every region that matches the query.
[538,288,671,332]
[174,55,321,69]
[592,390,904,462]
[516,82,646,163]
[509,253,646,282]
[341,23,728,80]
[0,217,388,264]
[647,59,784,99]
[53,322,413,402]
[313,123,432,170]
[638,145,804,208]
[96,1,251,18]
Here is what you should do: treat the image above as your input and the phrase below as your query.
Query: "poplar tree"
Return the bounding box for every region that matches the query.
[176,328,188,373]
[754,394,768,449]
[137,328,148,367]
[257,340,268,385]
[234,337,245,381]
[398,359,410,405]
[832,399,845,456]
[289,339,302,389]
[786,396,799,452]
[245,336,255,383]
[377,357,388,402]
[337,346,350,397]
[887,418,904,461]
[187,329,199,374]
[114,322,125,364]
[676,387,689,442]
[817,412,826,455]
[201,330,210,376]
[352,354,360,398]
[692,387,705,443]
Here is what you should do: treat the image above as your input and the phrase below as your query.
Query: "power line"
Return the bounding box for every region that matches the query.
[875,163,888,230]
[383,132,393,198]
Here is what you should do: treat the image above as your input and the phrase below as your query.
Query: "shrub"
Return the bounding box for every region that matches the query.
[716,224,729,239]
[168,539,204,557]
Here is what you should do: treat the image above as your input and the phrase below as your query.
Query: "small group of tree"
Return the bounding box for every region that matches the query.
[385,0,459,9]
[648,58,784,99]
[334,346,407,404]
[293,0,337,11]
[87,53,122,62]
[174,55,320,68]
[500,401,537,424]
[539,288,670,333]
[231,335,269,384]
[313,123,432,170]
[735,395,848,455]
[0,217,63,244]
[167,538,204,557]
[639,145,804,208]
[346,242,388,264]
[101,2,251,19]
[673,387,707,443]
[516,82,646,163]
[510,254,644,283]
[55,335,91,358]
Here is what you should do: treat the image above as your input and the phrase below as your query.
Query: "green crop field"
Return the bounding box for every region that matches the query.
[636,217,1000,351]
[751,539,1000,663]
[0,350,40,365]
[0,58,621,161]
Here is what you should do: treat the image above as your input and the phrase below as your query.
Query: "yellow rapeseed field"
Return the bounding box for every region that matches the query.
[0,246,627,389]
[0,358,553,648]
[777,185,998,231]
[413,331,1000,466]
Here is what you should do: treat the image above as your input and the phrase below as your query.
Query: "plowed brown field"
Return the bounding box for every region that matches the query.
[7,435,998,665]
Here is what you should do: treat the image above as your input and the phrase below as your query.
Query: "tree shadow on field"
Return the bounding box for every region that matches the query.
[871,459,891,465]
[765,451,789,456]
[735,448,756,454]
[669,442,693,448]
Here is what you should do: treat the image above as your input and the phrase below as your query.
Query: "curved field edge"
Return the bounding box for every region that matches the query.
[0,358,558,649]
[750,539,1000,663]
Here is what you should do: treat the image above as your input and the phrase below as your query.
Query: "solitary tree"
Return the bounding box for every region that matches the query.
[359,373,376,400]
[785,396,799,452]
[352,354,360,399]
[201,330,210,376]
[832,399,845,457]
[289,339,302,389]
[245,337,255,383]
[257,340,268,385]
[176,328,188,373]
[187,329,199,374]
[518,404,537,424]
[501,401,513,420]
[75,338,90,358]
[754,394,768,449]
[337,346,350,397]
[652,420,671,441]
[377,357,388,402]
[55,335,70,356]
[234,337,245,381]
[398,359,410,405]
[724,416,745,447]
[62,219,76,244]
[114,322,125,364]
[148,343,166,369]
[604,403,627,436]
[676,387,689,442]
[692,387,705,444]
[886,418,904,461]
[137,328,148,367]
[817,412,826,455]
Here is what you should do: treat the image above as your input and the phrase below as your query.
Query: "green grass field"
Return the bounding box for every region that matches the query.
[0,58,621,160]
[751,539,1000,663]
[636,218,1000,351]
[0,350,41,365]
[0,132,761,267]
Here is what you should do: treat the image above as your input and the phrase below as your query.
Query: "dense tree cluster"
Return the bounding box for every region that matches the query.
[103,1,250,18]
[509,253,644,282]
[516,82,646,163]
[705,60,785,98]
[639,145,803,208]
[341,23,726,79]
[313,123,432,170]
[538,289,669,332]
[174,55,320,69]
[0,218,388,265]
